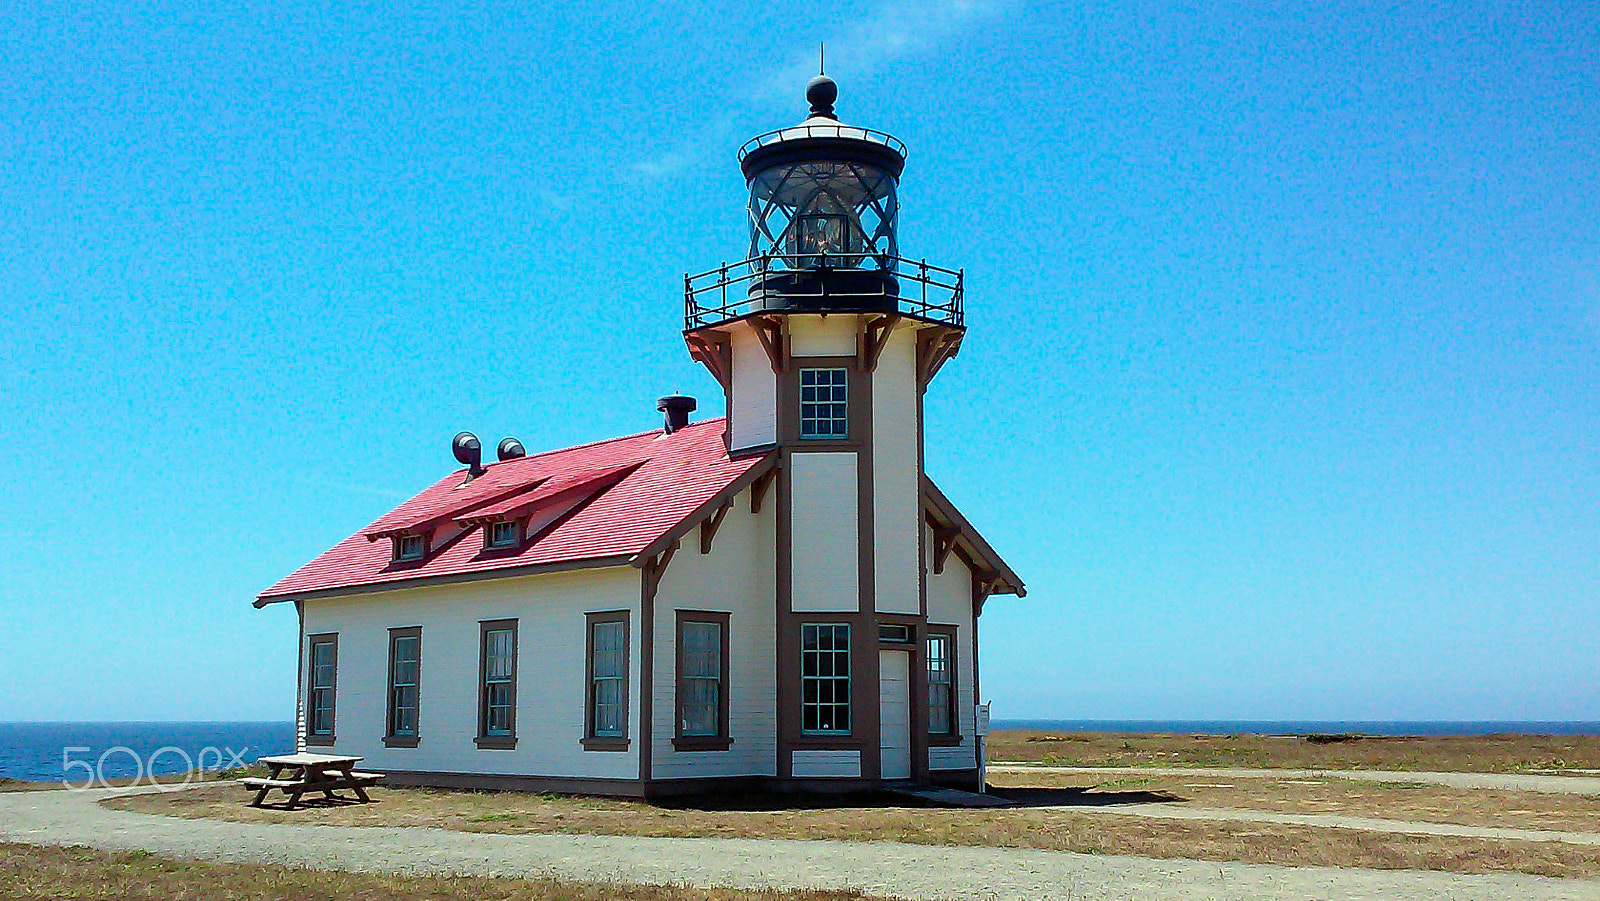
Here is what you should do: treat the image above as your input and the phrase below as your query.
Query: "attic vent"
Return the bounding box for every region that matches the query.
[657,394,696,435]
[498,438,526,461]
[453,432,486,479]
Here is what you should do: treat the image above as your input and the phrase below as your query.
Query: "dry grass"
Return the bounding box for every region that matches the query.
[0,842,890,901]
[987,770,1600,833]
[0,778,61,793]
[0,764,270,793]
[986,730,1600,772]
[105,782,1600,879]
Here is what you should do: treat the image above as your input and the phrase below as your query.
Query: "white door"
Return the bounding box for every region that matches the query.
[879,649,912,780]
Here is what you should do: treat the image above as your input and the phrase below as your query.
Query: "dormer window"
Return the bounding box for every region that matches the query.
[395,534,425,562]
[487,520,520,549]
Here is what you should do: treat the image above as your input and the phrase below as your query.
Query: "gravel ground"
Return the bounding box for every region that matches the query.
[992,765,1600,796]
[4,786,1600,901]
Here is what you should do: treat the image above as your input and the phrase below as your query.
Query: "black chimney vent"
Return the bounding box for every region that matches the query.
[452,431,485,478]
[497,437,527,461]
[656,394,696,435]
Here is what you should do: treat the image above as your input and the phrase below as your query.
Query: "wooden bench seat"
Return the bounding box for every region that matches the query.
[238,777,305,789]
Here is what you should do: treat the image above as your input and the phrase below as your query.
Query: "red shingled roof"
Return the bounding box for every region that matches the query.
[257,419,771,603]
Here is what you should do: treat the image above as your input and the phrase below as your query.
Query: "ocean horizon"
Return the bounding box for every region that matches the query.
[3,719,1598,783]
[990,719,1600,736]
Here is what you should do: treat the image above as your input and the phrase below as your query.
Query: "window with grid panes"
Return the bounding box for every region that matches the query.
[799,368,848,439]
[927,633,953,735]
[589,620,627,738]
[801,624,850,734]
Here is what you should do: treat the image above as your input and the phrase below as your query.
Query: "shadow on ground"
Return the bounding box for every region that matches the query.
[645,786,1185,813]
[988,787,1184,808]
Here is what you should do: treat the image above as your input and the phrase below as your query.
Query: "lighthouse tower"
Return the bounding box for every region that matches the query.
[684,75,969,783]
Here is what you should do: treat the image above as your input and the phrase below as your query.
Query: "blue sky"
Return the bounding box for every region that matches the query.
[2,0,1596,722]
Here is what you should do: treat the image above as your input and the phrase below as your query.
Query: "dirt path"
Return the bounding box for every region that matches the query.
[991,765,1600,795]
[4,786,1599,901]
[1053,802,1600,846]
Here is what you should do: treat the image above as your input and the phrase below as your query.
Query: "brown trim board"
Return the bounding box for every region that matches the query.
[303,632,337,747]
[383,626,422,748]
[583,610,631,751]
[476,618,518,750]
[673,609,733,752]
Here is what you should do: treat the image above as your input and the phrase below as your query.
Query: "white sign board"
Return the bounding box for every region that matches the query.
[975,702,990,736]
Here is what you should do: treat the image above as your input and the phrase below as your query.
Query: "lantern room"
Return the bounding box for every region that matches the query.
[685,74,964,329]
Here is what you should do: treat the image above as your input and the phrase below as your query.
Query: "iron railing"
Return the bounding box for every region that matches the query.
[685,253,963,330]
[738,124,908,162]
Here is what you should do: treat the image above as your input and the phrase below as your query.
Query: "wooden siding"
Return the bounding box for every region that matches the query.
[729,326,778,451]
[872,327,921,614]
[299,566,641,780]
[650,483,779,779]
[789,315,858,357]
[789,452,860,612]
[924,537,977,771]
[790,748,862,778]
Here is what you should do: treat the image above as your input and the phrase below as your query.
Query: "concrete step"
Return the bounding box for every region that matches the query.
[884,783,1015,808]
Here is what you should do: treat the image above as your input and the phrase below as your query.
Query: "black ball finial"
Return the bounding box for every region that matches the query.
[806,74,837,119]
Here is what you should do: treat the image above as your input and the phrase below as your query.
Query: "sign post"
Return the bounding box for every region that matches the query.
[974,702,991,793]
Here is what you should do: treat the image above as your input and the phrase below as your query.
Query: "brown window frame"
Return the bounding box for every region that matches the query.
[392,533,426,562]
[484,519,522,551]
[673,610,732,752]
[476,619,518,750]
[384,626,422,748]
[927,625,962,745]
[304,633,338,747]
[582,611,631,751]
[800,622,852,736]
[798,367,849,440]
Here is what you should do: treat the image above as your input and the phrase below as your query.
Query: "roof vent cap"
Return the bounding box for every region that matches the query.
[497,437,527,461]
[656,394,697,435]
[452,431,485,478]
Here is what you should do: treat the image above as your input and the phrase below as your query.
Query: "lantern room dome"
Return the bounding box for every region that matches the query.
[738,79,907,180]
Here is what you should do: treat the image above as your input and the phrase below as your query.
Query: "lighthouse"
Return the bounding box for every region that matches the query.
[259,74,1019,797]
[684,74,980,782]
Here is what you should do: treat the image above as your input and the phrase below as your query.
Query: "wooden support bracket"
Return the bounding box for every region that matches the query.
[685,332,733,390]
[932,523,960,575]
[857,314,899,371]
[752,315,788,374]
[750,467,777,514]
[644,540,680,602]
[699,498,733,555]
[916,328,962,389]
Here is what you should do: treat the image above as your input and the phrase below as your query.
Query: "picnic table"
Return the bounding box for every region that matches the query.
[239,753,383,809]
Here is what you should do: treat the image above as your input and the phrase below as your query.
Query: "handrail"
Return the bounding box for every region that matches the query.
[685,253,963,330]
[738,124,908,162]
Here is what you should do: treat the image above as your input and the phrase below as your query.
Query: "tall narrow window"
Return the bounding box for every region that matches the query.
[584,612,629,749]
[675,611,730,750]
[305,634,338,746]
[801,623,851,735]
[385,627,421,747]
[927,630,955,737]
[477,619,517,749]
[799,368,848,439]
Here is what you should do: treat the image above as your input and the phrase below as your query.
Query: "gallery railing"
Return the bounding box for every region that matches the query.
[685,253,964,330]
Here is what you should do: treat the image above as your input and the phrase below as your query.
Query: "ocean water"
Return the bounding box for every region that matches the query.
[0,722,296,784]
[991,719,1600,736]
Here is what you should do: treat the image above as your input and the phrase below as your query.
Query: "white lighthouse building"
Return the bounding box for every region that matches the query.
[257,75,1024,795]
